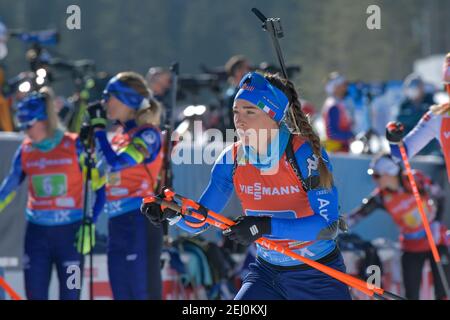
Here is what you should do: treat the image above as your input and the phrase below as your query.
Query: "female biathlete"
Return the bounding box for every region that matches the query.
[0,88,105,300]
[142,71,351,300]
[87,72,164,300]
[347,154,449,300]
[386,53,450,181]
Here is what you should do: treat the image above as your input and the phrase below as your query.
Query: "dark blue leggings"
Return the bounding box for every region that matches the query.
[24,221,83,300]
[235,253,352,300]
[108,210,163,300]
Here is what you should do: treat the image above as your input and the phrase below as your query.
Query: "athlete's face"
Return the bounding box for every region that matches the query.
[25,120,48,143]
[334,81,348,99]
[233,99,279,150]
[105,96,135,122]
[153,72,172,96]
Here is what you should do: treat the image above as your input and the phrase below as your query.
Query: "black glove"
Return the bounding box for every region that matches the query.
[87,102,107,129]
[140,199,178,226]
[385,121,405,143]
[223,216,271,246]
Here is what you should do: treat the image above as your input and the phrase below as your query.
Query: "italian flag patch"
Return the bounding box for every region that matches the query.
[257,101,276,118]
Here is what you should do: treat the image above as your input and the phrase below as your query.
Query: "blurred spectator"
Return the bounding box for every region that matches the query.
[396,73,440,155]
[321,71,354,153]
[223,55,251,131]
[346,81,369,134]
[145,67,171,128]
[371,81,403,136]
[0,19,7,60]
[145,67,171,107]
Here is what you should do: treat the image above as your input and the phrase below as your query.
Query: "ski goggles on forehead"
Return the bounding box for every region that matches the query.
[102,77,146,110]
[238,71,270,91]
[16,93,48,130]
[235,72,289,123]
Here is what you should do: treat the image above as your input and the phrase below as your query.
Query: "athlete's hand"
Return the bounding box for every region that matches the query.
[385,121,405,143]
[87,102,107,129]
[223,216,271,246]
[140,195,178,226]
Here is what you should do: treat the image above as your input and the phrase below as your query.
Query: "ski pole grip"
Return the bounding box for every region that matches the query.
[160,198,183,213]
[143,195,158,204]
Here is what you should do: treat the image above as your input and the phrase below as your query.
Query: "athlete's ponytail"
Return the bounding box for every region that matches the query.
[265,74,334,189]
[136,98,162,127]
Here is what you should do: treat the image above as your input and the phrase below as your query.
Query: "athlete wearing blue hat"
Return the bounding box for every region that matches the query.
[15,92,48,129]
[0,89,106,299]
[102,75,151,111]
[142,72,351,300]
[88,71,164,300]
[234,71,289,123]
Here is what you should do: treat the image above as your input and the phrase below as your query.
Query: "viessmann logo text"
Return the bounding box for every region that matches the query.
[25,158,73,169]
[239,183,301,200]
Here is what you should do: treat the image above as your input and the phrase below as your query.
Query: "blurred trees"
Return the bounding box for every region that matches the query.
[0,0,448,106]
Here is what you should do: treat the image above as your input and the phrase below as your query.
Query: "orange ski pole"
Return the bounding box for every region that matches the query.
[144,193,404,300]
[162,191,403,299]
[0,276,22,300]
[148,195,386,299]
[398,142,450,298]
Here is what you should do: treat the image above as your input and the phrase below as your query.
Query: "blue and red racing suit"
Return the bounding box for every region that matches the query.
[169,125,351,299]
[347,170,450,299]
[0,130,106,299]
[347,170,447,253]
[322,96,354,153]
[94,120,164,300]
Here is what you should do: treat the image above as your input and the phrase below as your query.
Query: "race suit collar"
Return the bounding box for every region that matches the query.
[32,129,64,152]
[242,122,290,172]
